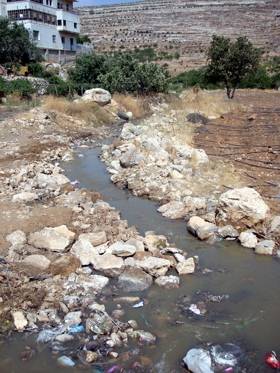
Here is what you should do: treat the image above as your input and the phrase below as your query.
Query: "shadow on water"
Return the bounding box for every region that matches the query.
[1,145,280,372]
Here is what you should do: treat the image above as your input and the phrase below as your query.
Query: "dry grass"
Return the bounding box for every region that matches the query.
[43,96,115,126]
[179,88,240,118]
[113,94,150,119]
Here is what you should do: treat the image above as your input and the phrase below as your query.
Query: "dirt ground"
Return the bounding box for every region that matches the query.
[193,89,280,213]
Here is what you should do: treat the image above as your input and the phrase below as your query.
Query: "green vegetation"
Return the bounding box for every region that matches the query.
[206,35,261,98]
[77,34,91,44]
[68,53,169,95]
[0,77,35,99]
[0,18,41,65]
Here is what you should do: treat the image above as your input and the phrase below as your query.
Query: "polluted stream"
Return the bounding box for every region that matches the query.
[1,144,280,372]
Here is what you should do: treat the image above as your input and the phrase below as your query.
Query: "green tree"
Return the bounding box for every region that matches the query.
[0,17,41,65]
[76,34,91,44]
[207,35,261,98]
[68,53,106,87]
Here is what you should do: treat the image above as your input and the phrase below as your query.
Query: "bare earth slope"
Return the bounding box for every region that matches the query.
[79,0,280,68]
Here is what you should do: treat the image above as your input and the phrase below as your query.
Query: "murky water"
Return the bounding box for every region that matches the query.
[1,145,280,372]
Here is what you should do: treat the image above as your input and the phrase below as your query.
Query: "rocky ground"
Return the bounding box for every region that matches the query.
[0,92,197,370]
[1,88,280,371]
[101,90,280,255]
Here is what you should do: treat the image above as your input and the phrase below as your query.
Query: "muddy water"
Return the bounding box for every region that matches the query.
[1,146,280,372]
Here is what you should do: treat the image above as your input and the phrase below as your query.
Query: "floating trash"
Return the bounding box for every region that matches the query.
[265,351,280,369]
[132,301,144,308]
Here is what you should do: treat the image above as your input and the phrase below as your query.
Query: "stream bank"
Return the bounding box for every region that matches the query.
[1,91,280,372]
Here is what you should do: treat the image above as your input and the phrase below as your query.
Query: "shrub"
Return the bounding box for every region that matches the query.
[0,77,8,98]
[28,62,45,78]
[239,66,273,89]
[8,79,35,98]
[47,75,74,97]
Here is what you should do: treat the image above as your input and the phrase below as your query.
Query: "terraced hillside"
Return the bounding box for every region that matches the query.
[78,0,280,69]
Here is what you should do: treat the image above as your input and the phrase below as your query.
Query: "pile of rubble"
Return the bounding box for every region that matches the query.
[101,107,280,255]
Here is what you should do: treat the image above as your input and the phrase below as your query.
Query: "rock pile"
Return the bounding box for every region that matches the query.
[101,106,279,255]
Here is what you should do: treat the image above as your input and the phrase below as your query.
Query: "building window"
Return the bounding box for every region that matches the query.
[61,36,65,44]
[57,19,61,25]
[63,20,66,26]
[52,35,56,43]
[8,9,56,25]
[33,30,39,41]
[74,22,77,29]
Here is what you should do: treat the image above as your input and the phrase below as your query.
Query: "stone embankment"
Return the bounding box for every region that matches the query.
[101,102,280,255]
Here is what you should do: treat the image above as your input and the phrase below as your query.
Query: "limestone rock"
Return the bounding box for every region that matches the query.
[255,240,275,255]
[269,216,280,235]
[158,201,187,219]
[119,145,144,168]
[71,238,102,265]
[22,254,51,271]
[239,231,258,249]
[187,216,217,240]
[176,257,195,275]
[91,254,124,277]
[36,173,70,189]
[132,256,171,277]
[12,192,38,203]
[108,241,136,257]
[118,267,153,292]
[29,225,75,252]
[78,231,107,246]
[6,230,26,246]
[155,275,180,288]
[218,225,239,240]
[81,88,111,105]
[49,255,80,276]
[217,187,269,228]
[12,311,28,331]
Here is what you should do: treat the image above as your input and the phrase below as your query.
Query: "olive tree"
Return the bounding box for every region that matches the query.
[207,35,261,98]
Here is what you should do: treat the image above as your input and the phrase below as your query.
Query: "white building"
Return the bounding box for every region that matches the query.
[2,0,80,61]
[0,0,7,15]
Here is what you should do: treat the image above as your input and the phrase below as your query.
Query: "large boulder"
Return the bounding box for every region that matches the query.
[81,88,111,105]
[118,267,153,292]
[29,225,75,252]
[216,187,269,229]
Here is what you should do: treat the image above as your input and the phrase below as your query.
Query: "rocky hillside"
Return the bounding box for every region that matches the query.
[78,0,280,68]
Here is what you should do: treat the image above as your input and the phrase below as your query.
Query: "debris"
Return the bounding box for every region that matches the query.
[265,351,280,369]
[132,301,144,308]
